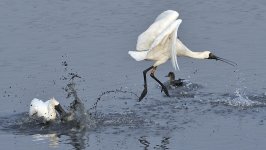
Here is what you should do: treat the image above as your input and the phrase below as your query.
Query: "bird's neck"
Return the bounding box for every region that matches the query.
[176,39,208,59]
[184,50,208,59]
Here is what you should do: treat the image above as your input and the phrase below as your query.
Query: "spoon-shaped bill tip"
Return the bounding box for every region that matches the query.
[216,56,237,67]
[209,53,237,67]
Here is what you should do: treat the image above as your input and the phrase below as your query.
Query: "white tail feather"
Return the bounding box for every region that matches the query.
[128,51,148,61]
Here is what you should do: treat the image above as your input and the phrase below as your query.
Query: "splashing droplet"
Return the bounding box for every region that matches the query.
[228,88,258,107]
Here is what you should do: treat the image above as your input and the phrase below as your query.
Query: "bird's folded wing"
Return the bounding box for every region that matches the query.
[136,10,179,51]
[171,25,179,70]
[149,19,182,70]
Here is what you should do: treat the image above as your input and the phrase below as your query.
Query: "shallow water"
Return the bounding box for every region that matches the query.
[1,0,266,149]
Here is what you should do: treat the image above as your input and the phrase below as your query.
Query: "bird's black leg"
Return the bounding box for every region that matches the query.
[150,67,170,97]
[139,66,154,101]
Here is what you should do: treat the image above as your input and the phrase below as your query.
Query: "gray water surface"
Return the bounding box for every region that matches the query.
[1,0,266,149]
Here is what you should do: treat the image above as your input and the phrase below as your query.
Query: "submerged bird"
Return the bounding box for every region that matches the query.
[128,10,236,101]
[29,98,66,122]
[165,72,184,87]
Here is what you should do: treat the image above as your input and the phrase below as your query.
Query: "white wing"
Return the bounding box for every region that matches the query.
[171,23,179,70]
[149,19,182,70]
[136,10,179,51]
[154,10,178,22]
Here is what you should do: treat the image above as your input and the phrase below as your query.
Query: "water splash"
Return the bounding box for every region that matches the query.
[208,87,266,108]
[63,82,92,128]
[59,60,94,129]
[216,69,261,107]
[89,88,139,113]
[162,80,203,98]
[227,88,259,107]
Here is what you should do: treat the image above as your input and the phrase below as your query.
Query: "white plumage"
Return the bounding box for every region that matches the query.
[29,98,60,122]
[128,10,236,101]
[136,10,179,51]
[129,10,183,70]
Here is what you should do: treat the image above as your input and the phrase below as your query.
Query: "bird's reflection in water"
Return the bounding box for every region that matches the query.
[31,127,88,150]
[65,128,88,150]
[139,136,150,150]
[32,133,59,148]
[139,136,170,150]
[155,137,170,150]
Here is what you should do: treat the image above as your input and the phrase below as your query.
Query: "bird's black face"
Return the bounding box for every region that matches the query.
[208,53,237,66]
[208,53,218,59]
[55,104,67,117]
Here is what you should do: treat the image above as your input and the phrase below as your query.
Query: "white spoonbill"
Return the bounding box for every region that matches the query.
[29,98,66,122]
[128,10,236,101]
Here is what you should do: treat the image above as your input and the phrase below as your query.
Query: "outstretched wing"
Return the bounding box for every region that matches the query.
[149,19,182,70]
[136,10,179,51]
